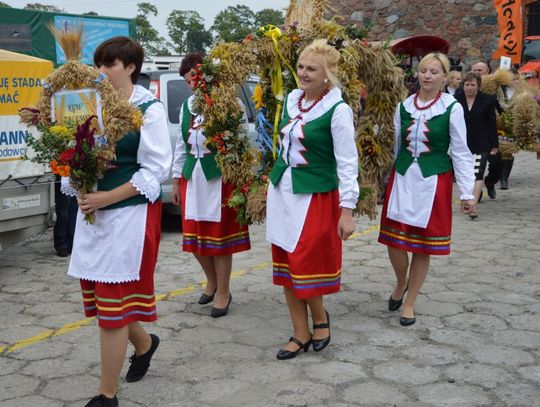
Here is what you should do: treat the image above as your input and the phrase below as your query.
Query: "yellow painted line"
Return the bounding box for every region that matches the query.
[0,225,379,355]
[350,224,379,239]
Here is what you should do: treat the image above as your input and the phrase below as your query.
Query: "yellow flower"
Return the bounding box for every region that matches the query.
[132,110,144,128]
[252,84,264,110]
[49,125,73,138]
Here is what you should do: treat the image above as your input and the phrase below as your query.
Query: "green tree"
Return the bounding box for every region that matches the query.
[255,8,284,28]
[133,2,171,55]
[24,3,63,12]
[167,10,212,54]
[83,11,98,16]
[212,5,256,42]
[0,2,11,7]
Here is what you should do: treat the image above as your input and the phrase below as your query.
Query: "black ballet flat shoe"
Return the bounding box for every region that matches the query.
[312,310,331,352]
[388,283,408,311]
[399,314,416,327]
[84,394,118,407]
[198,289,216,305]
[211,294,232,318]
[276,336,312,360]
[125,333,160,383]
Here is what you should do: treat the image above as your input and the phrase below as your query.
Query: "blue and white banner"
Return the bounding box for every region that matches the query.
[54,16,130,65]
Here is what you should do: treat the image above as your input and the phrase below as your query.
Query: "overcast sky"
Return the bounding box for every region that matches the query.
[6,0,291,39]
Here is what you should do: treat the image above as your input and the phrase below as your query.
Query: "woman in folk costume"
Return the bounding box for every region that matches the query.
[65,37,172,407]
[171,53,251,319]
[266,39,359,360]
[378,53,476,327]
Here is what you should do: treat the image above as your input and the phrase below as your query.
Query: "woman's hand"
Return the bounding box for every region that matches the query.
[77,192,113,215]
[338,208,356,240]
[489,147,498,156]
[460,199,477,215]
[172,178,181,206]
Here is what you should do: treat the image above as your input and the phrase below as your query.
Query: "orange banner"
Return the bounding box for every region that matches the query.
[492,0,523,65]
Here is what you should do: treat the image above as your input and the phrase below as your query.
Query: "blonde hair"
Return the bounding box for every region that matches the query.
[418,52,450,75]
[299,39,341,88]
[448,70,461,82]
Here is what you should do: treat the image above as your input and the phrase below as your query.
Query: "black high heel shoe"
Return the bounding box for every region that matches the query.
[211,293,231,318]
[399,310,416,326]
[198,288,217,305]
[276,336,312,360]
[388,282,408,311]
[312,310,331,352]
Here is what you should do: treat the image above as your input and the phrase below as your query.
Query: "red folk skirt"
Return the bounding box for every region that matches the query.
[272,190,342,299]
[180,177,250,256]
[378,168,453,255]
[79,201,162,329]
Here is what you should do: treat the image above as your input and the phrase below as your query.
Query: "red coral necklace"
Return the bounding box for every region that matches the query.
[413,91,442,111]
[298,88,330,113]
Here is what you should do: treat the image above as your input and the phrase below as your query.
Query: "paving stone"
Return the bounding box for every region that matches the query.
[372,360,440,385]
[443,313,508,332]
[469,345,535,366]
[506,313,540,331]
[21,357,89,378]
[493,382,540,406]
[304,360,368,384]
[415,301,464,317]
[342,381,412,404]
[363,329,418,346]
[415,383,492,406]
[445,363,514,388]
[0,356,25,376]
[0,374,40,401]
[491,329,540,349]
[517,365,540,385]
[401,343,464,366]
[0,396,63,407]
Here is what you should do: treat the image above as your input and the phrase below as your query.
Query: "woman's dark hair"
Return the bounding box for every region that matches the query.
[94,36,144,84]
[462,71,482,87]
[179,52,205,76]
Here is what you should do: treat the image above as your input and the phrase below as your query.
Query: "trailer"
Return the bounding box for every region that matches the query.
[0,49,55,250]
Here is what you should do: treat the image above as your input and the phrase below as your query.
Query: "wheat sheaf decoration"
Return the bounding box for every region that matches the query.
[19,26,143,222]
[190,0,406,224]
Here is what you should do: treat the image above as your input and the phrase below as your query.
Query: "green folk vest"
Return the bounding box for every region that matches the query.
[180,99,221,181]
[269,99,343,194]
[394,101,456,177]
[98,99,161,210]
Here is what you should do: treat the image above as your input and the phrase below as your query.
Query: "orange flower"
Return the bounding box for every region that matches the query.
[50,159,70,176]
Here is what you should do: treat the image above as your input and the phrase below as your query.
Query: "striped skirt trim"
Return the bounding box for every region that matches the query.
[81,288,156,322]
[272,262,341,291]
[183,230,250,251]
[379,225,451,252]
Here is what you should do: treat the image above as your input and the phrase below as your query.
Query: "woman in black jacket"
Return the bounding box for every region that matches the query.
[455,72,498,219]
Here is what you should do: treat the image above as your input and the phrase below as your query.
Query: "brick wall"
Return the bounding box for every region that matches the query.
[330,0,501,68]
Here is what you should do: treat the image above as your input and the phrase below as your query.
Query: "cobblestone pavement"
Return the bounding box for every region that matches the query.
[1,152,539,407]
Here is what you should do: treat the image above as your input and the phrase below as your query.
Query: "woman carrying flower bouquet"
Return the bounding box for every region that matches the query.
[171,52,250,318]
[378,53,476,327]
[266,39,359,360]
[65,37,172,407]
